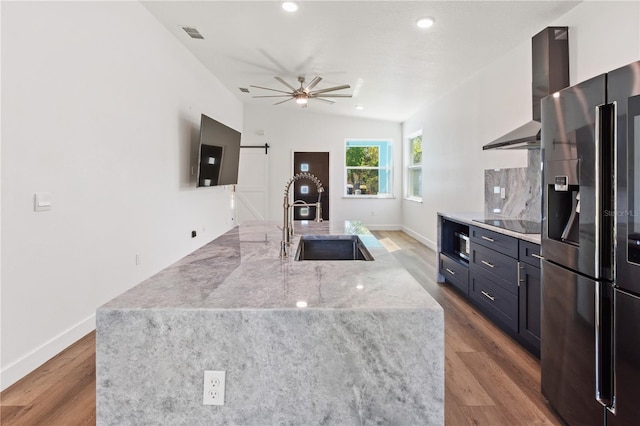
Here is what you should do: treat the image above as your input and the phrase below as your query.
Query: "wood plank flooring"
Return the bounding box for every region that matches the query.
[1,332,96,425]
[373,230,562,426]
[0,231,563,425]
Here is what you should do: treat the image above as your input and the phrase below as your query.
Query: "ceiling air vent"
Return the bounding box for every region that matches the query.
[239,88,250,93]
[182,26,204,39]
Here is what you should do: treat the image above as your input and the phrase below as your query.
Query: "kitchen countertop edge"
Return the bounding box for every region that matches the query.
[438,211,541,245]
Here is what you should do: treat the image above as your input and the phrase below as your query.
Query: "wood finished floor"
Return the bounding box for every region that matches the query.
[372,231,562,426]
[0,231,563,425]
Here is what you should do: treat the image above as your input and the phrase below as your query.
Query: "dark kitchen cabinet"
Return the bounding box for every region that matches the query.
[438,215,542,357]
[470,226,519,257]
[438,216,470,295]
[470,226,520,334]
[440,253,469,295]
[518,241,542,356]
[470,268,519,333]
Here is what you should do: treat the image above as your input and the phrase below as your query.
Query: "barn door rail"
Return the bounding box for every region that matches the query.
[240,143,270,154]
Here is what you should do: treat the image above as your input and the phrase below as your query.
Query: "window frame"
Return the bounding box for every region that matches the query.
[405,131,423,202]
[344,139,393,199]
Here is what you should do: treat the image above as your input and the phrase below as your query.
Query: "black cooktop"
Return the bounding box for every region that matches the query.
[473,219,541,234]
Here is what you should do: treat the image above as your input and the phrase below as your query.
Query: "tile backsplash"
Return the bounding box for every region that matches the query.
[484,150,541,222]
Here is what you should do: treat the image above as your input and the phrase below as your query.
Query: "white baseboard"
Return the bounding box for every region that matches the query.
[401,225,437,251]
[0,314,96,391]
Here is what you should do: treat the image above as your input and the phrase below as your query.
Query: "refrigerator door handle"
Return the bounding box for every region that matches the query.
[595,282,615,408]
[595,104,601,275]
[595,103,616,280]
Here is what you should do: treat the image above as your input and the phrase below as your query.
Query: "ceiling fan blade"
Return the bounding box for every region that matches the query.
[304,76,322,92]
[310,84,351,95]
[311,94,352,98]
[273,97,294,106]
[313,97,335,104]
[252,95,293,98]
[274,77,297,92]
[249,85,292,94]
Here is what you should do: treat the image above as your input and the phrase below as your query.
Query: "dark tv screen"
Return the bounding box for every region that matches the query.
[197,114,241,187]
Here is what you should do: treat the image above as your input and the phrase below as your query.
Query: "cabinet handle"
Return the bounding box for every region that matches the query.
[446,268,455,275]
[481,260,495,268]
[518,261,523,286]
[481,290,495,301]
[481,235,495,242]
[531,253,544,260]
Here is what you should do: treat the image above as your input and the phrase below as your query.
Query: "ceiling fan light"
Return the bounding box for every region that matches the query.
[282,2,298,12]
[295,94,308,105]
[416,17,435,29]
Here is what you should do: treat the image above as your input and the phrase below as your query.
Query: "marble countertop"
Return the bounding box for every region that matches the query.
[438,212,541,245]
[99,220,440,311]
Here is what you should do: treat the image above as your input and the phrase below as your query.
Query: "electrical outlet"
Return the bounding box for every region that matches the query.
[203,370,225,406]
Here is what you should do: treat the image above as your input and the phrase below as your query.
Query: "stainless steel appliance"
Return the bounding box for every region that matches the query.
[483,26,569,150]
[454,231,470,260]
[541,60,640,426]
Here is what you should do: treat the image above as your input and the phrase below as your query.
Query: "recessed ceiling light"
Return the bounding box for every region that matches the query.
[282,2,298,12]
[416,17,435,29]
[355,105,364,110]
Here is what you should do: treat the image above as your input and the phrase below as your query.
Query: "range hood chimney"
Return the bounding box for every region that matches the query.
[483,26,569,150]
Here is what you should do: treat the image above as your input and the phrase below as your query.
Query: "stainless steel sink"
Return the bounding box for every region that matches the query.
[294,235,374,261]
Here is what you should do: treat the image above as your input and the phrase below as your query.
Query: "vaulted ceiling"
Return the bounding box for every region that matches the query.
[142,1,580,122]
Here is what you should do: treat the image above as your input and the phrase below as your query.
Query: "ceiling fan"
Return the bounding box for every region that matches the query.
[250,76,352,107]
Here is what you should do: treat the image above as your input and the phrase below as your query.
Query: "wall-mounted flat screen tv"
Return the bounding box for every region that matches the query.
[197,114,241,187]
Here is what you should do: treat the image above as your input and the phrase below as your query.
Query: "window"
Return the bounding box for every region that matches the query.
[345,140,392,197]
[407,133,422,200]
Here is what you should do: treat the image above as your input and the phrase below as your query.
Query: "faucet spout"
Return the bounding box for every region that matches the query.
[280,172,324,258]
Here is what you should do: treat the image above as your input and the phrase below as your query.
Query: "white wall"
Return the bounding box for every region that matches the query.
[402,0,640,249]
[243,104,402,229]
[1,1,242,390]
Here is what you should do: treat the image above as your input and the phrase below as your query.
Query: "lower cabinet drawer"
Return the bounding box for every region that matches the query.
[470,271,518,333]
[440,253,469,295]
[519,240,542,268]
[470,243,518,295]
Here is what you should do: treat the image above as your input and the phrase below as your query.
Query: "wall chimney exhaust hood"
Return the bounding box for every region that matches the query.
[483,27,569,150]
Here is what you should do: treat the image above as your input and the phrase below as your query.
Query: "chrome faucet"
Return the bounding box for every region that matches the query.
[280,172,324,257]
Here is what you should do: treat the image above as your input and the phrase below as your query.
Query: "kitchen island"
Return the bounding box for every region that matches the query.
[96,221,444,425]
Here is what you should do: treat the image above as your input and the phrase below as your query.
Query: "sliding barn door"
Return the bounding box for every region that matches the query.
[235,148,269,224]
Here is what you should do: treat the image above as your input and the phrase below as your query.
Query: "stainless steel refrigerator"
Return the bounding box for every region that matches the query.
[541,60,640,426]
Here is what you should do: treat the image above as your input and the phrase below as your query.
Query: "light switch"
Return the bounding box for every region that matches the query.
[500,187,506,199]
[34,192,52,212]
